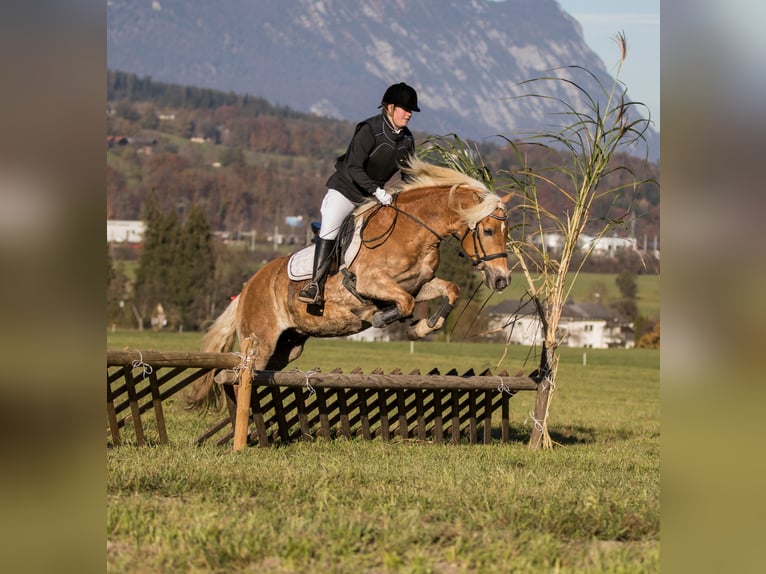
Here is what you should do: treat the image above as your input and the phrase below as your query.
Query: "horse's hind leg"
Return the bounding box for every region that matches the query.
[266,330,309,370]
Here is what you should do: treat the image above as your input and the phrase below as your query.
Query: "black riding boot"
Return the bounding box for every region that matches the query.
[298,238,335,305]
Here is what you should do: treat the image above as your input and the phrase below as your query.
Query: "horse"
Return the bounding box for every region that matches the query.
[186,157,511,411]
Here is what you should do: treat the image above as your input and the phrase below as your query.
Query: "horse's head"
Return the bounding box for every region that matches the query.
[459,205,510,291]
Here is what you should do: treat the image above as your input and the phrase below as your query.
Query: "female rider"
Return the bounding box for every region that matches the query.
[298,82,420,306]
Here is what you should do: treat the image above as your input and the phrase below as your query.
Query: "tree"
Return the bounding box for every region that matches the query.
[612,268,638,321]
[134,192,180,329]
[637,321,660,349]
[107,248,133,329]
[172,204,216,330]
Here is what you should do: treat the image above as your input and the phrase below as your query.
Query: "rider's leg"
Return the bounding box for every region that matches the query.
[297,237,335,304]
[297,189,355,305]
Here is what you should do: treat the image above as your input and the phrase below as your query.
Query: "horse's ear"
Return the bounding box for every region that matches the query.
[499,191,514,204]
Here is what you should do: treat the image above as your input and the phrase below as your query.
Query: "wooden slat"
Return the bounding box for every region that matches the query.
[501,393,510,443]
[377,389,390,441]
[468,390,478,444]
[337,388,351,438]
[432,389,444,443]
[106,376,121,447]
[148,371,168,444]
[271,387,290,443]
[415,389,426,440]
[108,350,241,369]
[294,388,312,441]
[396,390,408,439]
[123,367,145,446]
[450,391,461,444]
[358,387,371,439]
[316,388,331,439]
[250,386,269,447]
[483,392,493,444]
[243,370,537,391]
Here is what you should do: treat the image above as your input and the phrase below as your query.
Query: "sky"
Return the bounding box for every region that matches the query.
[554,0,660,131]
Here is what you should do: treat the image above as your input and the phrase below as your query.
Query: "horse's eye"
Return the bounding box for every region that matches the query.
[483,228,494,237]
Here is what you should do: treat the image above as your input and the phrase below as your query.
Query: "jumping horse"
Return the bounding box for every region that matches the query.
[187,157,511,414]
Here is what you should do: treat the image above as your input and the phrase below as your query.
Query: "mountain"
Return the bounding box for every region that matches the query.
[107,0,659,162]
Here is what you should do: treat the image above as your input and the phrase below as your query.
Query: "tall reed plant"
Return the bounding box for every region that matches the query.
[420,34,656,448]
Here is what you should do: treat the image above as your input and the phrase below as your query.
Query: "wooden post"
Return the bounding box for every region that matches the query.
[233,342,254,451]
[528,377,551,449]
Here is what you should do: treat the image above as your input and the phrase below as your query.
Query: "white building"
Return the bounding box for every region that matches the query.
[487,299,634,349]
[527,232,638,257]
[346,327,391,343]
[581,234,637,256]
[107,220,145,244]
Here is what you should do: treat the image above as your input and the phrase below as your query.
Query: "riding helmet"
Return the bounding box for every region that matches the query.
[381,82,420,112]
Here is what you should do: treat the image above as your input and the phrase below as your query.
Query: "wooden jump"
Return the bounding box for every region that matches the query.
[107,350,541,448]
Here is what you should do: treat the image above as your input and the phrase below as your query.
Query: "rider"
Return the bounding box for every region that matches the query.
[298,82,420,306]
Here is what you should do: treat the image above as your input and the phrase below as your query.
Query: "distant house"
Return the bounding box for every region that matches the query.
[581,234,637,256]
[107,220,145,244]
[527,232,638,257]
[486,299,634,349]
[346,327,391,343]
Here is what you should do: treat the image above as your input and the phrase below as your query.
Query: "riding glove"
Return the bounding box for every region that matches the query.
[374,187,393,205]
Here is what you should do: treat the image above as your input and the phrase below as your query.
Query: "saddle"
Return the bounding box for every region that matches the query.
[286,202,375,282]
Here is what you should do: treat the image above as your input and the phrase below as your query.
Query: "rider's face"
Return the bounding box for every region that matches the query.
[390,105,412,130]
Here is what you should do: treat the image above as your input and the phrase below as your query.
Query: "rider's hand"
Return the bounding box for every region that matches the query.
[374,187,393,205]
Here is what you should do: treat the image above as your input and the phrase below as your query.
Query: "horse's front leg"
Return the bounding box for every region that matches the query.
[354,273,417,328]
[408,277,460,340]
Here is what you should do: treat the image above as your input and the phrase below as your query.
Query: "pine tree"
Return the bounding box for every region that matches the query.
[172,204,216,330]
[134,192,180,329]
[613,269,638,320]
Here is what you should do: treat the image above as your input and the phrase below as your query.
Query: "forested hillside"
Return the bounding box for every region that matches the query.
[107,70,660,242]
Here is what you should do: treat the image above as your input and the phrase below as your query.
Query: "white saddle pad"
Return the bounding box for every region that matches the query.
[287,215,365,281]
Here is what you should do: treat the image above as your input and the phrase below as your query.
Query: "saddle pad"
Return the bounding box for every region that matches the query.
[286,244,315,281]
[286,216,365,281]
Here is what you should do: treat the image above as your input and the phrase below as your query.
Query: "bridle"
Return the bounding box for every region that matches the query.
[456,209,509,266]
[361,200,509,266]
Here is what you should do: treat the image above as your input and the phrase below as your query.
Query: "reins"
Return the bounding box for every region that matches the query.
[360,197,508,266]
[360,199,444,248]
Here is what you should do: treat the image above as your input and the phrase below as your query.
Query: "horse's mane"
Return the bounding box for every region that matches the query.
[396,156,504,227]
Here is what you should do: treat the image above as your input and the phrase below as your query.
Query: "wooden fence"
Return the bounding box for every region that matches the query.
[107,350,543,449]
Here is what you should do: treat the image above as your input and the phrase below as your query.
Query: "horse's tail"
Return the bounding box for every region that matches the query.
[185,295,240,412]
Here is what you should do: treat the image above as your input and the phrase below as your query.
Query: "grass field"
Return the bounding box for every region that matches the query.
[107,331,659,572]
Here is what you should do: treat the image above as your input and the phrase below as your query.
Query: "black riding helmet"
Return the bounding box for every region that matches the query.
[380,82,420,112]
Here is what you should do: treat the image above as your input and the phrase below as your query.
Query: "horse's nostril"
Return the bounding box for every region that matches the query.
[495,277,508,291]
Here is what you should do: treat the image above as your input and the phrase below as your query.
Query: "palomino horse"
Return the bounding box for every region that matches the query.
[187,157,510,411]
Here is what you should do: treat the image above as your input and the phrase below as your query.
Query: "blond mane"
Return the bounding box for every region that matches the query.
[396,156,505,227]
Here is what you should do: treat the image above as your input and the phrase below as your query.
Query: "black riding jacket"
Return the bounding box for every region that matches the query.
[326,112,415,204]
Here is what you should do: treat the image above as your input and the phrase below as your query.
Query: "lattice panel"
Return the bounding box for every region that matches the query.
[199,370,518,447]
[107,351,536,448]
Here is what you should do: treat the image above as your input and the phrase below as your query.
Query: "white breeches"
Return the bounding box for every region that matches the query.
[318,188,357,240]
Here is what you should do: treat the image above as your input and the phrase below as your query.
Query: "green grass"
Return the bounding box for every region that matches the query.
[107,331,659,572]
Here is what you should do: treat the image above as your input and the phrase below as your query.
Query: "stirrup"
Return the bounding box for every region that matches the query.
[298,282,322,305]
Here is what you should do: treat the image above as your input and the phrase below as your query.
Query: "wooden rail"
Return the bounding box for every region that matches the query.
[107,350,540,448]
